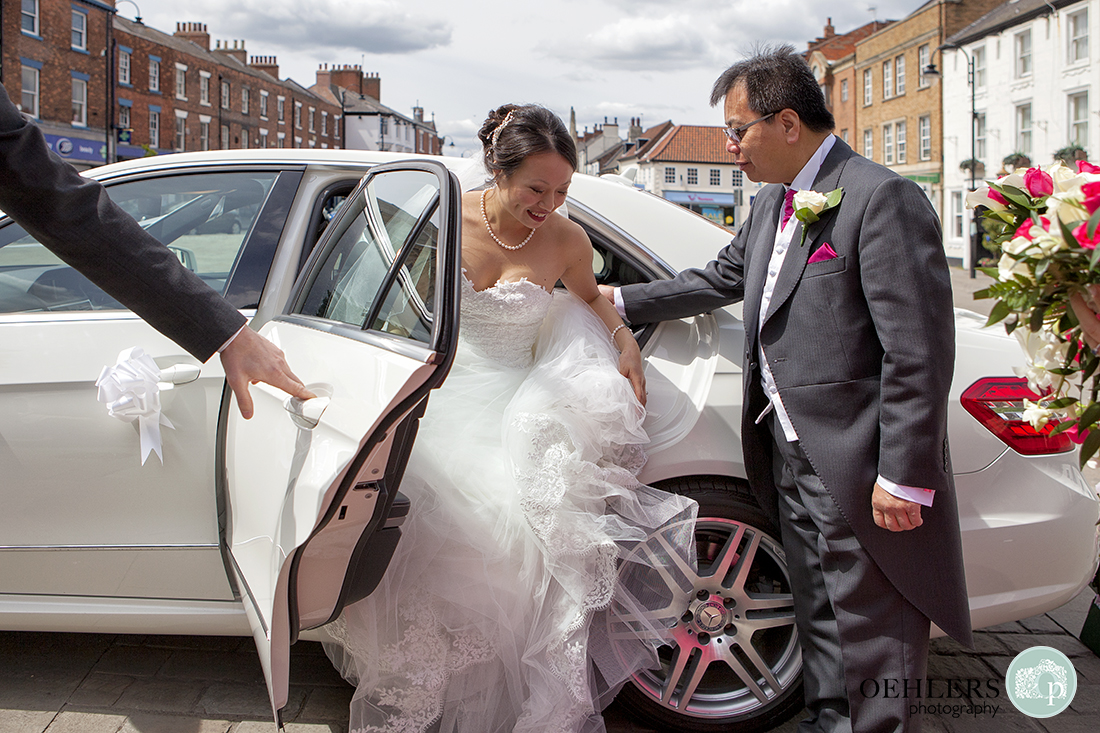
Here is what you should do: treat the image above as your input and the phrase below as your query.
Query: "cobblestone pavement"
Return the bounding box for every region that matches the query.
[2,267,1096,733]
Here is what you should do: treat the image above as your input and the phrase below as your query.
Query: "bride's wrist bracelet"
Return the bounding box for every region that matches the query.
[610,323,627,350]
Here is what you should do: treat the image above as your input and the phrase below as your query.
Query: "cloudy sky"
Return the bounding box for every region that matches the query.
[137,0,923,154]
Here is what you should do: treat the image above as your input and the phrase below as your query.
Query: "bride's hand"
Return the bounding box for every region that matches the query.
[618,345,647,407]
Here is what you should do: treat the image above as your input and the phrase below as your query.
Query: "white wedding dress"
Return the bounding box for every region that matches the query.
[323,275,697,733]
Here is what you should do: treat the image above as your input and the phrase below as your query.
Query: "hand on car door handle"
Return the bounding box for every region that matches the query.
[284,395,331,430]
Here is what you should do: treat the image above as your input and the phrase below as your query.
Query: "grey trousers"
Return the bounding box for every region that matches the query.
[768,414,930,733]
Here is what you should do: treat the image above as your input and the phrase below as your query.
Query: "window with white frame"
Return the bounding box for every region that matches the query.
[277,96,285,122]
[294,102,302,129]
[918,44,930,87]
[709,169,721,186]
[175,114,186,151]
[919,115,931,160]
[221,125,229,150]
[118,102,130,129]
[841,78,849,103]
[883,123,894,164]
[664,167,676,184]
[175,65,187,100]
[863,128,873,159]
[952,191,964,238]
[882,61,893,100]
[1070,91,1089,147]
[309,107,315,132]
[149,110,160,148]
[20,64,39,117]
[731,169,743,186]
[241,129,249,149]
[1015,30,1032,78]
[277,132,285,148]
[200,72,210,106]
[976,113,987,161]
[1069,9,1089,64]
[242,88,250,115]
[687,168,698,185]
[895,120,907,163]
[21,0,38,35]
[221,81,230,110]
[149,58,160,92]
[260,91,269,119]
[119,49,131,85]
[71,77,87,126]
[200,120,210,150]
[895,55,905,96]
[973,46,986,89]
[259,129,269,148]
[335,115,341,139]
[863,69,872,106]
[1016,102,1033,155]
[321,111,328,135]
[841,129,849,144]
[71,10,87,51]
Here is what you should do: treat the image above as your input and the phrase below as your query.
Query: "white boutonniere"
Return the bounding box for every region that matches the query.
[792,187,844,246]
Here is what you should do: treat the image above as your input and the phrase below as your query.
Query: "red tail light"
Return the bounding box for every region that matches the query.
[960,378,1073,455]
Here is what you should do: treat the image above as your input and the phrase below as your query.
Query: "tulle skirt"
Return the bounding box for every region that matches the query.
[323,292,697,733]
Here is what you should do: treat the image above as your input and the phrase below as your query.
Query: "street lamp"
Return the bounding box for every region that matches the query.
[924,43,979,278]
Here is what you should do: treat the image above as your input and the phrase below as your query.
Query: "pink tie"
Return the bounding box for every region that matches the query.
[781,188,796,228]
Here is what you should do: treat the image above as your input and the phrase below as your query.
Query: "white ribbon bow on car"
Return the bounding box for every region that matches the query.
[96,347,174,465]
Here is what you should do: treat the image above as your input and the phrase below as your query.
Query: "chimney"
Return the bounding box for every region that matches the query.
[362,71,380,101]
[824,17,835,38]
[412,105,424,123]
[249,55,279,79]
[330,64,365,95]
[215,39,247,64]
[316,62,331,90]
[174,22,210,51]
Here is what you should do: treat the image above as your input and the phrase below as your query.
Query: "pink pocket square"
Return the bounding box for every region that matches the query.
[808,243,838,264]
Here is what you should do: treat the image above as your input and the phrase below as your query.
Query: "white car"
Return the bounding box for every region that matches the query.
[0,150,1096,733]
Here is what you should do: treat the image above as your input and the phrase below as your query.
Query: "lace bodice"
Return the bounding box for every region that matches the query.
[460,276,552,368]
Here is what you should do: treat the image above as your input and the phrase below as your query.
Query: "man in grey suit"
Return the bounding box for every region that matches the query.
[0,84,309,417]
[606,47,971,732]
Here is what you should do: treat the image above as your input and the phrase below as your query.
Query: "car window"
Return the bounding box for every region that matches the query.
[295,169,439,345]
[0,171,277,314]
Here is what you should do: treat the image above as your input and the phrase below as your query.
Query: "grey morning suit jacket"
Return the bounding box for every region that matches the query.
[621,139,973,646]
[0,85,245,361]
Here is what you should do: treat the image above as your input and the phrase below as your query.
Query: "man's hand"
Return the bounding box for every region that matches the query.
[219,328,314,419]
[871,483,923,532]
[598,284,616,305]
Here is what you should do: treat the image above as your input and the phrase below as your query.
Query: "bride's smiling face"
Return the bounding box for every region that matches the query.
[493,151,574,229]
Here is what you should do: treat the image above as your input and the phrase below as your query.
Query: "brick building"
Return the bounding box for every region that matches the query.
[852,0,1005,220]
[1,2,379,166]
[3,0,115,168]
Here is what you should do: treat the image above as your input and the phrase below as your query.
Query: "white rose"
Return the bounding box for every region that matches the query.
[792,189,828,215]
[998,169,1028,191]
[997,253,1033,283]
[1045,162,1087,194]
[965,187,1007,212]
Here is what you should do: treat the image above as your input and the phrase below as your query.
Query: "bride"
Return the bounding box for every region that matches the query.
[323,104,697,733]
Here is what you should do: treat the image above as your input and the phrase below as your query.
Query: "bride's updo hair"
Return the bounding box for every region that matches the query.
[479,104,577,179]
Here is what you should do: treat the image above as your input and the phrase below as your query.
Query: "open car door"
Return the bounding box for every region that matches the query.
[223,160,461,725]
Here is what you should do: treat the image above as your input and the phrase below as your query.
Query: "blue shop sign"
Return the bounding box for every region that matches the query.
[44,133,106,164]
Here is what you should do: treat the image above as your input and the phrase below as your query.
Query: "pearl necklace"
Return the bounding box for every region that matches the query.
[481,188,535,251]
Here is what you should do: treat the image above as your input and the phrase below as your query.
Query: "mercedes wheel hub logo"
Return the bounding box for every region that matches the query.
[694,601,726,632]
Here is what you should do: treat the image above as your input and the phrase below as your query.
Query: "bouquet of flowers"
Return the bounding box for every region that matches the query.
[970,160,1100,465]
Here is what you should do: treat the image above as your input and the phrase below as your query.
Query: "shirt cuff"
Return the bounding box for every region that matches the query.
[612,287,627,319]
[877,475,935,507]
[217,325,248,354]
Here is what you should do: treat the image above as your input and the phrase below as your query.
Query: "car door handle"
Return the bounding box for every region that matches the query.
[285,395,331,430]
[158,363,202,385]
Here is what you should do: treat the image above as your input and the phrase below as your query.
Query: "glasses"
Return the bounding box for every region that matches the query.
[723,112,776,143]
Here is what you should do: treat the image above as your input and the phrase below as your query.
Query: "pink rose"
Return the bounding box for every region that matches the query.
[1082,181,1100,215]
[1024,168,1054,197]
[1075,221,1100,250]
[1015,216,1051,241]
[1077,160,1100,175]
[988,188,1008,207]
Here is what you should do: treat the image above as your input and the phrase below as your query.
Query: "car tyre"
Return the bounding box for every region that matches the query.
[611,477,804,733]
